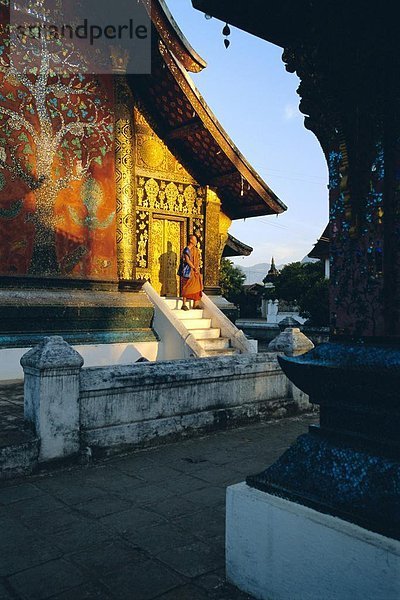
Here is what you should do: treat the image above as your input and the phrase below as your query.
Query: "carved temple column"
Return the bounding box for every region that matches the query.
[248,36,400,541]
[203,187,222,295]
[113,52,138,290]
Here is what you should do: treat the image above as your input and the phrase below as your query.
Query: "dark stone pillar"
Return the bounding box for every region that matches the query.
[247,23,400,541]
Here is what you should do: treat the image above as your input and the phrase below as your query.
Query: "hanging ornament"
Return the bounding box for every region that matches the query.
[222,23,231,49]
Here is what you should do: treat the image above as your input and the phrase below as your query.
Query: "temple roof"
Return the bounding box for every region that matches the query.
[150,0,207,73]
[223,234,253,257]
[308,225,330,260]
[133,0,286,220]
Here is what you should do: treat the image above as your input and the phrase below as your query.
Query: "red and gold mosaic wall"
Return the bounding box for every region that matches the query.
[0,7,117,280]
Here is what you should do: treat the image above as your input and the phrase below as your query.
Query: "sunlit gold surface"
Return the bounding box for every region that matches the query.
[203,188,221,287]
[135,106,196,184]
[115,76,135,281]
[134,106,205,285]
[150,217,183,296]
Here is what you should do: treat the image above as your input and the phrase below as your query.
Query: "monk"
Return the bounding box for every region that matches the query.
[180,234,203,311]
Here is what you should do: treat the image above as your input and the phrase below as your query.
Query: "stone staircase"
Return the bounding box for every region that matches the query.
[163,298,239,357]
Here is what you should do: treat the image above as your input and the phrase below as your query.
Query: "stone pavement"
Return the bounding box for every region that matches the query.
[0,404,317,600]
[0,381,29,448]
[0,381,39,480]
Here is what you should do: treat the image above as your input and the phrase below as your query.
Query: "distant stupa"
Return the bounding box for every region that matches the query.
[263,257,280,285]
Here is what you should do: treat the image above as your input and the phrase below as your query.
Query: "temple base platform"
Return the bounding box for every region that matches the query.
[226,482,400,600]
[0,285,158,380]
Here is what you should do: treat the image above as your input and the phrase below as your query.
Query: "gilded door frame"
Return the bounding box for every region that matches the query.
[149,213,187,296]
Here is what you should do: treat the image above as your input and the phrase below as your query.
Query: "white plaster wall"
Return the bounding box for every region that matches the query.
[79,353,299,450]
[0,341,160,381]
[80,354,287,429]
[226,482,400,600]
[325,257,330,279]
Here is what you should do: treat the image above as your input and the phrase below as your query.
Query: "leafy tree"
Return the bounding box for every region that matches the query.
[300,277,329,326]
[219,258,246,304]
[271,261,329,326]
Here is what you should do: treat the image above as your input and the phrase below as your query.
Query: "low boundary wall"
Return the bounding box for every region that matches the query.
[21,337,311,462]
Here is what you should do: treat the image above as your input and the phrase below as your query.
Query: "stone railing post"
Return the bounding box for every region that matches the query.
[268,326,314,357]
[21,336,84,462]
[268,327,314,409]
[261,298,267,319]
[267,299,279,324]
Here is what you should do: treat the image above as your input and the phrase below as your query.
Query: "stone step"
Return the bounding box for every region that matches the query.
[197,337,231,350]
[172,309,205,320]
[185,319,212,330]
[163,298,194,310]
[205,348,240,357]
[190,328,221,340]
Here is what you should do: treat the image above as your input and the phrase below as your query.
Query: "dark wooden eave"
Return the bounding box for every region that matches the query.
[131,27,286,220]
[308,224,329,260]
[223,234,253,257]
[191,1,382,50]
[191,0,310,48]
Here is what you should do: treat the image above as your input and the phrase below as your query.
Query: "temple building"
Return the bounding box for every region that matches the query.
[308,224,330,279]
[0,0,285,376]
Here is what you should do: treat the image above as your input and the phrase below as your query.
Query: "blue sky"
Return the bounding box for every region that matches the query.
[166,0,329,268]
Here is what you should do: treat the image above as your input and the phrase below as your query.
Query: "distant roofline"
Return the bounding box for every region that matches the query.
[308,224,330,259]
[223,234,253,257]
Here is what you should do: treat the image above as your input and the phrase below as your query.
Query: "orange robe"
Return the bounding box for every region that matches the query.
[181,246,203,301]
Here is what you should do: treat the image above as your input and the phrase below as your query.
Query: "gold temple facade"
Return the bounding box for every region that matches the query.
[0,0,287,362]
[0,0,286,298]
[111,0,287,298]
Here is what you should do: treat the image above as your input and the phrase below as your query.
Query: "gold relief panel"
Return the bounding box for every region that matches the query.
[191,216,204,270]
[136,271,151,281]
[204,193,222,288]
[137,176,205,217]
[136,211,150,269]
[219,210,232,257]
[149,216,184,296]
[115,76,135,281]
[134,106,196,184]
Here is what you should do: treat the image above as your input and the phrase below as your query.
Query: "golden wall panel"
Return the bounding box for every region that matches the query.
[203,188,221,287]
[115,76,136,281]
[133,104,207,291]
[135,176,204,287]
[219,210,232,259]
[134,106,196,184]
[150,217,182,296]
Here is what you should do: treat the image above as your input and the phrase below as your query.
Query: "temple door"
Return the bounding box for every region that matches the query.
[151,217,185,296]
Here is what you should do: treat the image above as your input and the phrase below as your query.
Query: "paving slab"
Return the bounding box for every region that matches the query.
[156,540,224,578]
[0,582,14,600]
[100,560,185,600]
[46,582,114,600]
[126,522,199,555]
[0,414,317,599]
[0,381,39,479]
[7,559,87,600]
[69,541,146,576]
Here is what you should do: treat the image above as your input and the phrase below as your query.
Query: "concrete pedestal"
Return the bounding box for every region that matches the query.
[226,482,400,600]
